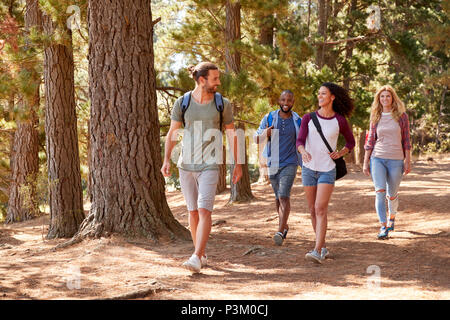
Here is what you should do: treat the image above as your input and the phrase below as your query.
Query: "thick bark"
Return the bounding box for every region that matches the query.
[225,1,253,202]
[307,0,311,37]
[6,114,39,223]
[316,0,328,69]
[343,0,357,91]
[342,0,358,164]
[80,0,189,240]
[436,86,447,148]
[6,0,41,224]
[258,13,274,48]
[216,145,227,194]
[43,14,84,238]
[225,1,241,74]
[229,122,254,203]
[354,128,366,166]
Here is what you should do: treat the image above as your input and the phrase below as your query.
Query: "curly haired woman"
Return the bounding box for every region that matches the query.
[296,83,355,264]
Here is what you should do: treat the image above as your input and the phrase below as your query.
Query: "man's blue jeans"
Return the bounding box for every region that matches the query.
[370,157,404,224]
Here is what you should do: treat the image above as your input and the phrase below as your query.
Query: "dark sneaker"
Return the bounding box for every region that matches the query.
[387,218,395,232]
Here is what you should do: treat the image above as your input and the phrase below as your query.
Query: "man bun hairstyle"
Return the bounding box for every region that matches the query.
[188,62,219,83]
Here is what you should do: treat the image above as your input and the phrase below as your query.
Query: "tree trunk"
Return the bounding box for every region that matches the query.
[229,122,254,203]
[316,0,328,69]
[342,0,357,91]
[225,1,254,203]
[78,0,189,241]
[307,0,311,37]
[225,1,241,74]
[354,128,366,166]
[216,144,227,194]
[6,0,41,224]
[258,13,274,48]
[342,0,357,164]
[43,12,84,238]
[6,112,39,223]
[436,86,447,148]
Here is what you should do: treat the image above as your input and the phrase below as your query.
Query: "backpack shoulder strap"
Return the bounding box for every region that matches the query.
[214,92,224,112]
[214,92,224,131]
[181,91,192,127]
[267,111,274,127]
[310,112,333,153]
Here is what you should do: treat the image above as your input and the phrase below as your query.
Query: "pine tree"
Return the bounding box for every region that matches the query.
[73,0,190,241]
[40,0,85,238]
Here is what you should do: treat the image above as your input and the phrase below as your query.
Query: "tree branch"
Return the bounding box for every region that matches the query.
[152,17,161,27]
[314,33,381,46]
[206,8,224,32]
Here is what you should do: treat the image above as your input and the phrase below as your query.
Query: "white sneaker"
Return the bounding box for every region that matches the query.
[201,255,208,267]
[305,249,323,264]
[182,254,201,273]
[321,247,330,259]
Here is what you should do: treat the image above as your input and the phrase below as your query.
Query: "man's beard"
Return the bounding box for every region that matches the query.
[280,105,293,113]
[205,84,217,94]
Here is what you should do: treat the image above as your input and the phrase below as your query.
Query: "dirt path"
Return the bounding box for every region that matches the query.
[1,156,449,300]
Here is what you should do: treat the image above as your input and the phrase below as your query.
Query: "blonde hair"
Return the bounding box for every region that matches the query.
[370,85,406,124]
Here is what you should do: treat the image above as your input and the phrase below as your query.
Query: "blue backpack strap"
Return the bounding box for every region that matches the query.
[181,91,192,127]
[214,92,224,131]
[267,111,273,127]
[297,117,301,127]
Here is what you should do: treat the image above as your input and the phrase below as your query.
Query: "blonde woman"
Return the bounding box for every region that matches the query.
[363,85,411,239]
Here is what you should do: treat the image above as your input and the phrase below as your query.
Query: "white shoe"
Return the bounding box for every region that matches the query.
[182,254,201,273]
[201,255,208,267]
[321,247,330,259]
[305,249,323,264]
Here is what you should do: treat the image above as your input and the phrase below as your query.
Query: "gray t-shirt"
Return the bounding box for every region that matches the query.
[171,94,233,172]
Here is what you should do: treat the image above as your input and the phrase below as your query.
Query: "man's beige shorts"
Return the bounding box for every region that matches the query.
[179,169,219,212]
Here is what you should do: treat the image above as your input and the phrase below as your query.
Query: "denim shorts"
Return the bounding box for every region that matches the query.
[269,165,298,199]
[301,165,336,186]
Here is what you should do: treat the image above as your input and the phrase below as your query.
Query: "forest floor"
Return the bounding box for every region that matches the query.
[1,155,449,300]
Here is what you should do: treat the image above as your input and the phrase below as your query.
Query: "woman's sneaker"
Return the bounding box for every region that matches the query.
[321,247,330,259]
[273,232,284,246]
[201,255,208,267]
[182,254,201,273]
[387,218,395,231]
[305,249,323,264]
[377,226,389,240]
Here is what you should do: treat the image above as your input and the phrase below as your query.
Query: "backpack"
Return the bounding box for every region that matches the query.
[181,91,225,131]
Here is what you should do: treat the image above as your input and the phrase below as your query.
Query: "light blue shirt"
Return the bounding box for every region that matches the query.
[254,109,302,174]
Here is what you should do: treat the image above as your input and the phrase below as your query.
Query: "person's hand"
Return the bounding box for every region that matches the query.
[161,161,171,177]
[329,149,344,160]
[232,164,243,184]
[264,123,274,138]
[403,160,411,175]
[363,162,371,176]
[300,149,312,163]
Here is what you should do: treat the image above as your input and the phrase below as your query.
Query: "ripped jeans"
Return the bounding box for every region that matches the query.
[370,157,404,224]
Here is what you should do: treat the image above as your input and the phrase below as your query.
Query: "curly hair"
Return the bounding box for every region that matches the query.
[320,82,355,118]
